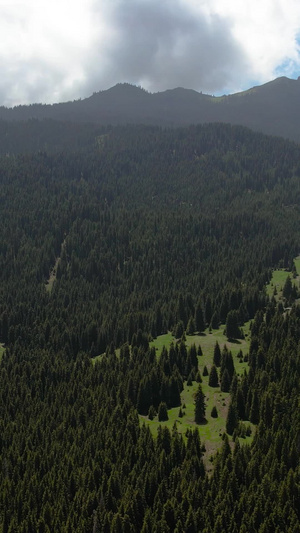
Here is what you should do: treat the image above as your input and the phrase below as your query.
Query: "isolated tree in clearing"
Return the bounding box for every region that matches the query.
[208,364,219,387]
[211,406,218,418]
[194,384,206,424]
[158,402,168,422]
[213,341,221,367]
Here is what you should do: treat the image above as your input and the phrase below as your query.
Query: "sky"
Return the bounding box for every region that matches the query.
[0,0,300,107]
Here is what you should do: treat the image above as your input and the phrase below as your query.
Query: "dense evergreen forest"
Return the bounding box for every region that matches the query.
[0,123,299,531]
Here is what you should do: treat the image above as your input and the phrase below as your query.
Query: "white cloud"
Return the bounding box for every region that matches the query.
[205,0,300,84]
[0,0,299,105]
[84,0,248,95]
[0,0,97,105]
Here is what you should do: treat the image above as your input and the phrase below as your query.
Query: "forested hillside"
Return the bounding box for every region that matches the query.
[0,123,299,531]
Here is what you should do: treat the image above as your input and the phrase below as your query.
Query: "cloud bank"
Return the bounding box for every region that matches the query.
[0,0,299,106]
[85,0,248,95]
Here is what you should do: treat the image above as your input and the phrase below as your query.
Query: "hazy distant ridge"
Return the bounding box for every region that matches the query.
[1,76,300,142]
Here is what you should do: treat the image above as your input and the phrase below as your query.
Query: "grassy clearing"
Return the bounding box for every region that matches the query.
[266,269,291,299]
[0,344,5,362]
[151,323,251,376]
[142,322,253,467]
[150,332,175,355]
[45,238,67,294]
[46,259,60,293]
[92,348,120,365]
[91,333,166,365]
[294,256,300,274]
[266,255,300,301]
[91,323,254,465]
[186,322,251,374]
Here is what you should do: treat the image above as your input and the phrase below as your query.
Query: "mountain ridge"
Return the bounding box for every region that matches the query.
[1,76,300,141]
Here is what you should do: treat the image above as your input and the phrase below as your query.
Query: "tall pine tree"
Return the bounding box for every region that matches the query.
[194,384,206,424]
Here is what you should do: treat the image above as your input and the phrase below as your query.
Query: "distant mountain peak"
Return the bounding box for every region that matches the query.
[107,82,150,95]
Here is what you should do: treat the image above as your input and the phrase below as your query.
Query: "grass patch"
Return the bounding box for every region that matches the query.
[46,255,62,294]
[266,269,291,299]
[150,332,175,355]
[92,332,174,365]
[92,348,120,365]
[266,256,300,301]
[150,324,250,370]
[46,238,67,294]
[185,322,250,376]
[0,344,5,362]
[91,323,253,466]
[294,255,300,275]
[46,269,57,293]
[141,321,252,468]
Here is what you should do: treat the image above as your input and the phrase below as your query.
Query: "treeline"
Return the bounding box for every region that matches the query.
[0,119,108,155]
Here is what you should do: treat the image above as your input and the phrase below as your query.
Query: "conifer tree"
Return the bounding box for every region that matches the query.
[158,402,168,422]
[236,387,246,420]
[226,402,238,435]
[249,390,259,424]
[208,365,219,387]
[203,365,208,376]
[226,310,242,340]
[213,341,221,367]
[195,302,205,333]
[194,384,206,424]
[174,321,184,339]
[221,368,231,392]
[210,311,219,330]
[186,316,195,335]
[211,406,218,418]
[148,405,156,420]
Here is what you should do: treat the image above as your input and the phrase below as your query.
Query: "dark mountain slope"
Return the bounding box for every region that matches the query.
[1,76,300,141]
[0,123,300,531]
[1,123,300,353]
